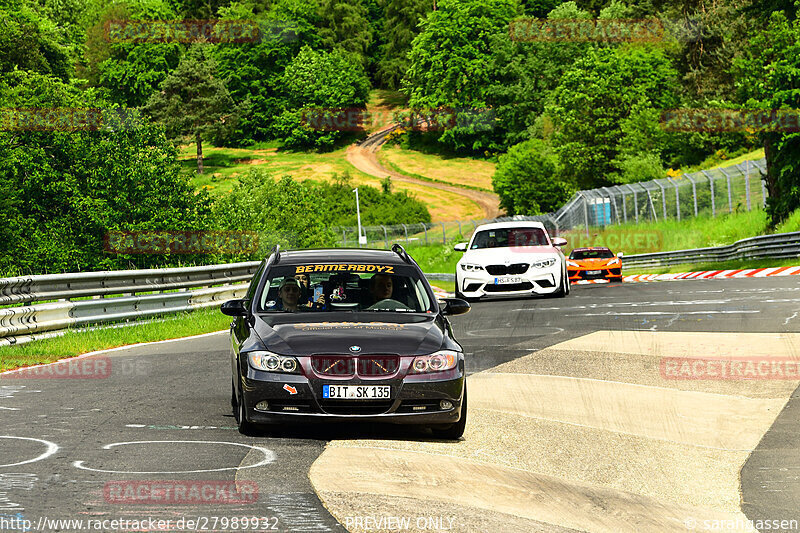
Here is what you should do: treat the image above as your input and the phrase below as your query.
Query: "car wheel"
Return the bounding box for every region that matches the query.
[234,374,258,436]
[550,272,568,298]
[431,384,467,440]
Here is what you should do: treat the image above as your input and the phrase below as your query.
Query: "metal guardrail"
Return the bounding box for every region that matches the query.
[0,262,261,346]
[0,262,261,305]
[0,260,455,346]
[621,232,800,269]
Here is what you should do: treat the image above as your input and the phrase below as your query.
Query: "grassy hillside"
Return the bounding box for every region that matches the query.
[377,145,496,191]
[180,143,484,221]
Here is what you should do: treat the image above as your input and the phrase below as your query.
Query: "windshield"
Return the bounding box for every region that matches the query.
[570,249,615,259]
[257,263,434,313]
[470,227,549,249]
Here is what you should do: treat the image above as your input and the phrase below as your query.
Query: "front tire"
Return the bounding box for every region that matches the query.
[234,374,257,436]
[550,269,568,298]
[431,384,467,440]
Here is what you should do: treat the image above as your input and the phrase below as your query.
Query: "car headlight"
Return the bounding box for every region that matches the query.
[248,351,300,374]
[531,258,557,269]
[410,350,459,374]
[566,260,578,268]
[459,263,484,272]
[608,258,620,265]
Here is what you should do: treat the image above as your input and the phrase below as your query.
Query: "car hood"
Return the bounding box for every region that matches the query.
[252,314,444,356]
[460,246,558,264]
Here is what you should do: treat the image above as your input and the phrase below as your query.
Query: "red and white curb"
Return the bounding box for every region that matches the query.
[624,265,800,283]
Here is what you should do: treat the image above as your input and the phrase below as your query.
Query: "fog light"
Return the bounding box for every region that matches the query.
[255,401,269,411]
[412,405,426,411]
[440,400,453,410]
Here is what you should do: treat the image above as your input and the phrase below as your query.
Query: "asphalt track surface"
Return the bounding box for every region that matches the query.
[0,276,798,532]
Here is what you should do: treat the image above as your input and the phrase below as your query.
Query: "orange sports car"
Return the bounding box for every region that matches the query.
[567,247,623,282]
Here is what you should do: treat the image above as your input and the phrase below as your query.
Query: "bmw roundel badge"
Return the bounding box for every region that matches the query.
[349,345,362,354]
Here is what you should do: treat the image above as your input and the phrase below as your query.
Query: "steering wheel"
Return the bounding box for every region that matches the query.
[366,298,411,311]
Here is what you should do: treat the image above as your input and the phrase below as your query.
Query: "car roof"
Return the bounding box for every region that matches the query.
[473,221,547,231]
[274,248,410,266]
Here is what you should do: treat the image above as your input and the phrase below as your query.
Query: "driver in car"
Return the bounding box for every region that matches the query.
[369,273,393,303]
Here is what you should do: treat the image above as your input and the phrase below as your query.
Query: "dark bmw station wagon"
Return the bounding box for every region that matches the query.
[221,245,471,438]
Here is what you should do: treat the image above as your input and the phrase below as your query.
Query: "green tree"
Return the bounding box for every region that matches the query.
[0,71,210,275]
[0,0,71,80]
[212,0,321,145]
[485,1,593,151]
[316,0,373,69]
[144,45,239,174]
[404,0,519,152]
[82,0,184,107]
[274,45,371,149]
[492,139,573,215]
[546,46,680,188]
[735,11,800,224]
[213,171,338,253]
[376,0,431,89]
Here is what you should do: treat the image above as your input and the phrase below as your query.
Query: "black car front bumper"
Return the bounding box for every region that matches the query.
[239,365,465,425]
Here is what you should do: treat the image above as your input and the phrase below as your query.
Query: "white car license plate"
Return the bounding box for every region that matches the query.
[494,277,522,285]
[586,270,602,275]
[323,385,391,399]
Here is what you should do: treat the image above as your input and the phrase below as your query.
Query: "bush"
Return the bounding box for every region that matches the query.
[492,139,573,215]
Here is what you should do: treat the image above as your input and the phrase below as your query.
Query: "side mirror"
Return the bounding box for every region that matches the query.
[552,237,567,247]
[441,298,471,316]
[221,299,248,317]
[617,252,623,258]
[453,242,467,252]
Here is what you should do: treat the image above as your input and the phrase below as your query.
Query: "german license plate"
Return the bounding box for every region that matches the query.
[494,277,522,285]
[586,270,602,275]
[323,385,391,399]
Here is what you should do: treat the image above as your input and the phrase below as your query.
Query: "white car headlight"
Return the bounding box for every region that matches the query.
[248,350,300,374]
[608,257,620,265]
[531,258,557,269]
[459,263,484,272]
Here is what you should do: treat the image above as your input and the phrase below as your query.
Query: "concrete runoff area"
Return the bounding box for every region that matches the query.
[309,331,800,533]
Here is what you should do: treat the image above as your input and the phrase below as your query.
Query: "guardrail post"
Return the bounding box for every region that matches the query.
[762,180,768,209]
[457,220,462,238]
[381,225,388,248]
[702,171,716,217]
[401,224,408,242]
[422,224,428,244]
[620,188,627,223]
[441,222,446,244]
[342,229,346,246]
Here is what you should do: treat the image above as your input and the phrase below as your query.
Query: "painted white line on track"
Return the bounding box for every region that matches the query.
[73,440,275,474]
[568,310,760,316]
[0,436,59,468]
